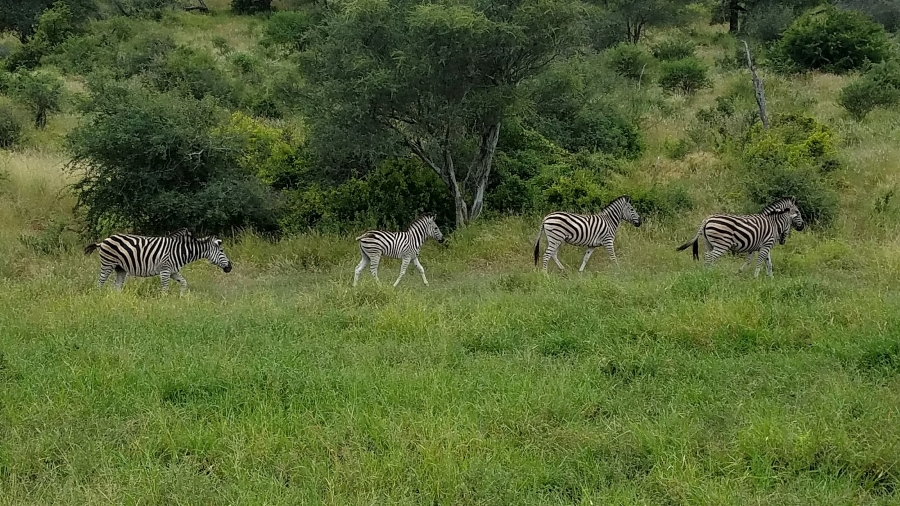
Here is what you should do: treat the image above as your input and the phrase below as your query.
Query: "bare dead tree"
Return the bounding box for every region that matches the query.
[743,40,769,130]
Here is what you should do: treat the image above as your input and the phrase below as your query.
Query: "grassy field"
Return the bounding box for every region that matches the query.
[4,5,900,505]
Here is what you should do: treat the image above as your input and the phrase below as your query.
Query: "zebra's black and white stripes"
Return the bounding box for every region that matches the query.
[533,195,642,273]
[676,197,804,278]
[353,215,445,287]
[84,231,233,292]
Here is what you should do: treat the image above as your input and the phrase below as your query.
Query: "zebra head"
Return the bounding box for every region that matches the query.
[764,197,804,231]
[609,195,642,227]
[423,215,445,244]
[200,236,233,273]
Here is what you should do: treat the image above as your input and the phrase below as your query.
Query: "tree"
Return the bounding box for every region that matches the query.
[11,69,63,128]
[301,0,584,228]
[591,0,690,43]
[718,0,824,34]
[67,80,277,237]
[0,0,93,43]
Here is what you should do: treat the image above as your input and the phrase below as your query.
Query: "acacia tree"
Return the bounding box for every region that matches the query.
[590,0,690,43]
[300,0,583,227]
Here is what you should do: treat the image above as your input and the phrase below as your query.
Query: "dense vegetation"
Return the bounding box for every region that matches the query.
[3,0,900,503]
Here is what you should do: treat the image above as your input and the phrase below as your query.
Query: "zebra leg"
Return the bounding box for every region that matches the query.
[413,258,429,285]
[369,254,381,282]
[603,243,619,266]
[753,249,768,278]
[171,271,188,294]
[159,269,171,292]
[765,251,774,278]
[578,247,596,272]
[113,267,127,291]
[703,248,727,267]
[353,254,369,287]
[738,252,755,273]
[542,237,564,272]
[393,257,412,287]
[97,265,113,288]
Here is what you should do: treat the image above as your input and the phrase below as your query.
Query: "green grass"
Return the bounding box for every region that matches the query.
[4,5,900,505]
[3,218,900,504]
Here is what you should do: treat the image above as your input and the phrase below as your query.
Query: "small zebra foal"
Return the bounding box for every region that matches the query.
[353,215,445,287]
[533,195,642,273]
[84,231,233,293]
[676,197,804,278]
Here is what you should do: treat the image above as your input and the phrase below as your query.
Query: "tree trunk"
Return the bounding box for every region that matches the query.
[743,40,769,130]
[467,122,501,223]
[729,0,740,33]
[443,149,468,228]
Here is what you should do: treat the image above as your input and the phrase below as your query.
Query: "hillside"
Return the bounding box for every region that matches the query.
[3,1,900,504]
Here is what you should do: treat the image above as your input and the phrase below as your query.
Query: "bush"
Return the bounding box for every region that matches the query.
[279,157,453,233]
[148,47,233,103]
[231,0,272,15]
[659,57,711,94]
[741,114,840,226]
[541,169,607,212]
[0,101,25,148]
[10,69,63,128]
[5,2,77,71]
[262,10,313,53]
[67,81,278,237]
[838,60,900,119]
[605,43,654,81]
[837,0,900,32]
[742,3,796,42]
[651,37,694,61]
[216,111,307,189]
[774,6,892,74]
[565,103,644,158]
[626,183,694,219]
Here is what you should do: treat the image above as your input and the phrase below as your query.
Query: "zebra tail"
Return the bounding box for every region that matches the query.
[692,238,699,261]
[84,243,98,256]
[533,224,543,266]
[676,229,700,261]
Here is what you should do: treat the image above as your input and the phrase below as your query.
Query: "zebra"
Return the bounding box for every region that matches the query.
[676,197,805,278]
[533,195,642,273]
[353,214,445,287]
[84,231,233,292]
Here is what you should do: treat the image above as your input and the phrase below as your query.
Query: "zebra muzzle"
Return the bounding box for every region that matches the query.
[223,263,233,273]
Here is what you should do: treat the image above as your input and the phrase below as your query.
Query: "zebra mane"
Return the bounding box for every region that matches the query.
[410,214,435,227]
[601,195,631,213]
[761,197,796,216]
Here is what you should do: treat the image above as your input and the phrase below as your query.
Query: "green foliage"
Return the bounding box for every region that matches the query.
[67,81,277,236]
[0,99,25,148]
[600,0,692,43]
[742,2,796,42]
[774,5,892,73]
[741,114,840,226]
[627,184,693,219]
[838,60,900,119]
[0,0,93,43]
[231,0,272,15]
[262,10,312,53]
[651,37,694,61]
[5,1,78,70]
[605,42,653,81]
[838,0,900,32]
[658,57,711,94]
[9,68,63,128]
[279,158,454,233]
[148,46,233,103]
[216,111,307,189]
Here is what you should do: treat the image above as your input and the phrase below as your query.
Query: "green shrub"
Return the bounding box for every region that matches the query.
[0,101,25,148]
[564,103,644,158]
[148,46,233,103]
[742,3,796,42]
[838,0,900,32]
[231,0,272,14]
[627,183,694,219]
[605,43,654,81]
[279,157,453,233]
[541,169,606,212]
[67,81,278,236]
[741,114,840,226]
[5,2,77,71]
[651,37,694,61]
[262,10,312,53]
[10,69,63,128]
[774,6,892,73]
[838,60,900,119]
[659,57,711,94]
